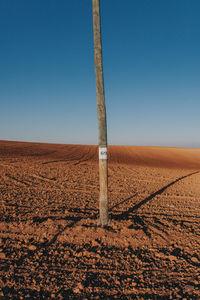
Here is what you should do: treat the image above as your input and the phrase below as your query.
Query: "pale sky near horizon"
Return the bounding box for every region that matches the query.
[1,0,200,147]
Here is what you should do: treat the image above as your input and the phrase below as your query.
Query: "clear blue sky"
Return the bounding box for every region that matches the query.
[1,0,200,147]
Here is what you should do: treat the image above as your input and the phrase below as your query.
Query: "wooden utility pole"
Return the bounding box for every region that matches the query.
[92,0,109,226]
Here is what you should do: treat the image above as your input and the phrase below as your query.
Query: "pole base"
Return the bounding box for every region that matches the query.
[97,216,111,227]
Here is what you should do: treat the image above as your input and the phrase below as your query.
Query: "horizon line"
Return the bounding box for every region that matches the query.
[1,139,200,149]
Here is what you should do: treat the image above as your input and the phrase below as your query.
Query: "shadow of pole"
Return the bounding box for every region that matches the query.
[111,170,200,220]
[110,193,138,210]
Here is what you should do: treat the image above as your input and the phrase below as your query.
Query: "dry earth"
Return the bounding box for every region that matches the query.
[0,140,200,299]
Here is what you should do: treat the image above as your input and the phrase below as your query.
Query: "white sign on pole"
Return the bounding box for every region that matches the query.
[99,147,107,160]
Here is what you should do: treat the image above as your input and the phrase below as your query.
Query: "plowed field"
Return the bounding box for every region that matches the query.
[0,140,200,299]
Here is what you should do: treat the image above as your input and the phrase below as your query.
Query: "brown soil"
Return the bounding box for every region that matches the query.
[0,140,200,299]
